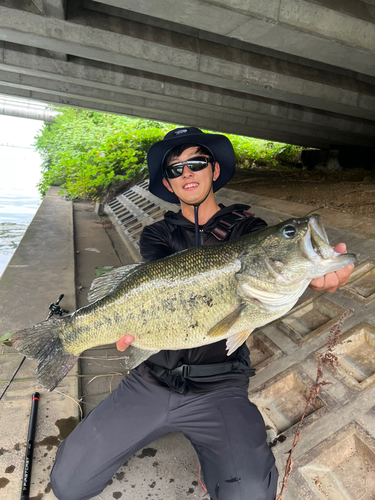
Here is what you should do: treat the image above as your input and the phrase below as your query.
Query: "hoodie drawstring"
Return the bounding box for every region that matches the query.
[194,205,200,247]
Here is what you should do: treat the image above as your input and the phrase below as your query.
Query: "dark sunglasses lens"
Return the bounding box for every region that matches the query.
[165,157,208,179]
[166,166,183,178]
[188,159,208,172]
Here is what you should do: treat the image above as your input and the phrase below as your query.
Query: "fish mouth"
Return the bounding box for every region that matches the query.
[302,214,336,261]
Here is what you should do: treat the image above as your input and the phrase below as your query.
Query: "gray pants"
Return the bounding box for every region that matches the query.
[50,370,278,500]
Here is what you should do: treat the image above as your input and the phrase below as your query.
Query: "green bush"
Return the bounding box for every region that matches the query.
[224,134,301,168]
[34,108,172,200]
[34,108,302,200]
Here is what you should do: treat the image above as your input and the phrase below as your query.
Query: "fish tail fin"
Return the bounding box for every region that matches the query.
[11,319,79,391]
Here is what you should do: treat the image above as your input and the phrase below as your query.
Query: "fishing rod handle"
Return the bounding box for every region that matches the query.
[20,392,39,500]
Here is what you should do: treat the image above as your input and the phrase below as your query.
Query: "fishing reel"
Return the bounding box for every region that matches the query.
[46,294,69,320]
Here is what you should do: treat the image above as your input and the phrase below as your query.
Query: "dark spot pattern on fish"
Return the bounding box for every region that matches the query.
[115,471,125,480]
[187,487,194,494]
[149,481,156,488]
[161,297,178,312]
[189,322,198,329]
[0,448,8,456]
[103,317,114,326]
[5,465,15,473]
[45,482,52,493]
[72,324,91,336]
[113,493,122,499]
[113,312,123,324]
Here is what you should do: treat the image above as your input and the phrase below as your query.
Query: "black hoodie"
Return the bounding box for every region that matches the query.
[137,204,267,393]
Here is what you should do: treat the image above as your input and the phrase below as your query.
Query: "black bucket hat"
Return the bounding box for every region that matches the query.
[147,127,236,204]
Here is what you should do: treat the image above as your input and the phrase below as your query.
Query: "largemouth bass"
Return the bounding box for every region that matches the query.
[10,215,356,391]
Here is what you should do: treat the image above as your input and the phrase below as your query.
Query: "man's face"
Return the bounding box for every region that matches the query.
[162,146,220,205]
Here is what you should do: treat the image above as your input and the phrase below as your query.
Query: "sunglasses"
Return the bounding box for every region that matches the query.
[164,156,212,179]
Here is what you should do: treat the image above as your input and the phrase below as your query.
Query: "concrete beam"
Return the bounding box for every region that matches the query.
[1,46,374,139]
[0,6,374,121]
[0,66,372,148]
[93,0,375,76]
[41,0,67,19]
[0,2,373,150]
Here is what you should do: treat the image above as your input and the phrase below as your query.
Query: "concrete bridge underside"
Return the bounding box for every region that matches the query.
[0,0,374,149]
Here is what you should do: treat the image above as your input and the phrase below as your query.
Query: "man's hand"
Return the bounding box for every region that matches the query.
[116,335,134,352]
[309,243,355,293]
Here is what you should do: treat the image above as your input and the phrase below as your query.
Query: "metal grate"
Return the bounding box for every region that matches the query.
[106,180,176,252]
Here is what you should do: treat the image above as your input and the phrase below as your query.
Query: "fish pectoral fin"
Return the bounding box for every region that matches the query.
[88,263,143,302]
[207,303,247,338]
[226,329,254,356]
[124,346,159,371]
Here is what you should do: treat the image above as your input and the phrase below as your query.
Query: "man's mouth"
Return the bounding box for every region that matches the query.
[183,183,199,190]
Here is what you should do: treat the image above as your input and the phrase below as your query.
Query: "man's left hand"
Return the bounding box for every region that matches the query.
[309,243,355,293]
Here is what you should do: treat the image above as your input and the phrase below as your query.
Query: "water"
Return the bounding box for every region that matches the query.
[0,145,42,277]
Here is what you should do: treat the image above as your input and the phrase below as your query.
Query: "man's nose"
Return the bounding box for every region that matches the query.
[181,165,192,176]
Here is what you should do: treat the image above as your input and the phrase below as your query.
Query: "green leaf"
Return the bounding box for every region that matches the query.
[0,331,14,347]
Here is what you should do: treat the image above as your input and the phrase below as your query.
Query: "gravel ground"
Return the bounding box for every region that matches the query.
[227,167,375,220]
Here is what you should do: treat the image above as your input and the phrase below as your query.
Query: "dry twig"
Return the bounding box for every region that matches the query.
[54,389,84,420]
[276,309,352,499]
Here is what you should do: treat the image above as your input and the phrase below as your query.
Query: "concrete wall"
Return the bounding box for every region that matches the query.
[0,0,374,149]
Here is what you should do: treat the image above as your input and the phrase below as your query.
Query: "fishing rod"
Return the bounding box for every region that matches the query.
[20,392,39,500]
[0,294,69,402]
[0,357,26,401]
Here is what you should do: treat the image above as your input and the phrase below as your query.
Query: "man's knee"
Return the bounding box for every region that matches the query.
[50,467,90,500]
[50,444,86,500]
[209,464,278,500]
[241,464,278,500]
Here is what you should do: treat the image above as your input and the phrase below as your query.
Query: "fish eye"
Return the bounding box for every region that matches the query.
[282,225,297,238]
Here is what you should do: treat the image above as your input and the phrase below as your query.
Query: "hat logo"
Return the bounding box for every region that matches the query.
[174,129,188,135]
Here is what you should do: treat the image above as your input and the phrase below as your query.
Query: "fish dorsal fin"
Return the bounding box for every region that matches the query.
[207,303,247,338]
[226,329,253,356]
[88,263,142,302]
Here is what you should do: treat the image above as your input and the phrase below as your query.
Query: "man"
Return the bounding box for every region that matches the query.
[51,128,353,500]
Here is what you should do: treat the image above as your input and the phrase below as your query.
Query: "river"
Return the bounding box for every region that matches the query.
[0,144,42,278]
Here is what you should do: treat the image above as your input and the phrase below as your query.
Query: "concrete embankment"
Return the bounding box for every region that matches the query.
[0,187,78,499]
[2,183,375,500]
